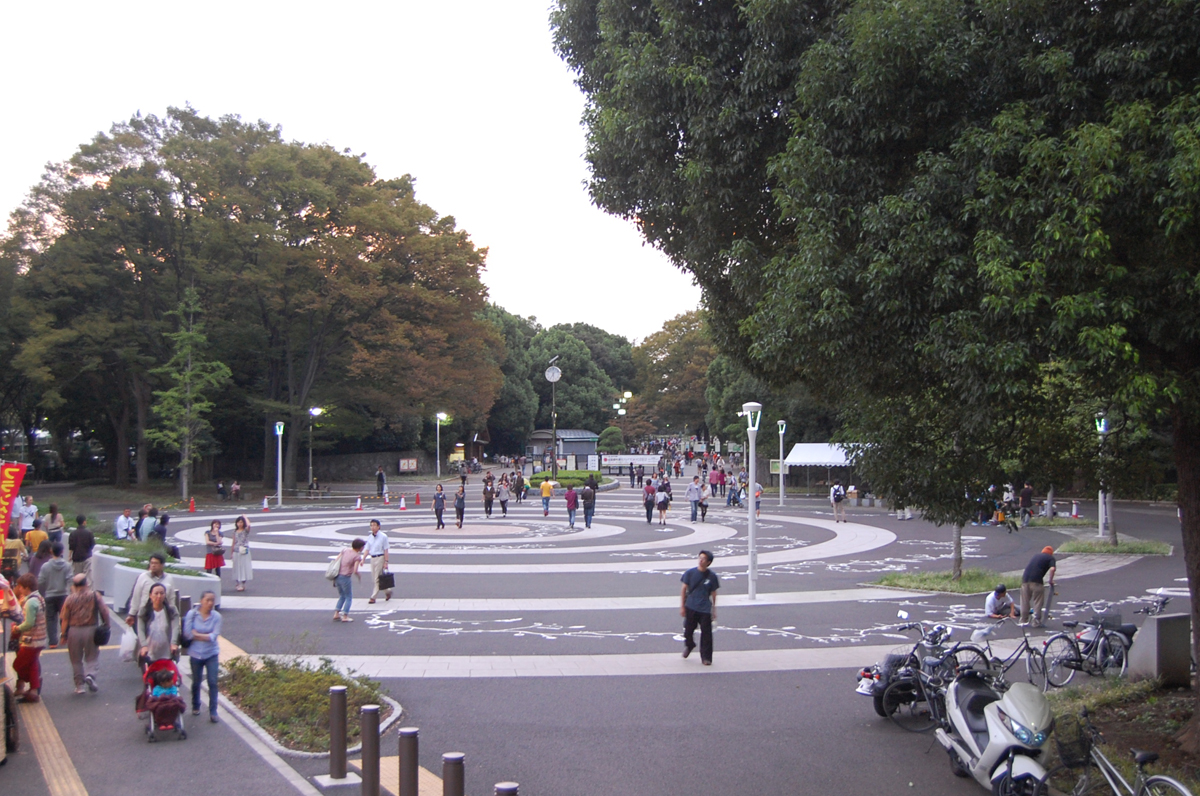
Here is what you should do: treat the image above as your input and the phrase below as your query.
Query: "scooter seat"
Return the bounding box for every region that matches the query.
[1133,749,1159,766]
[1119,624,1138,638]
[957,677,999,735]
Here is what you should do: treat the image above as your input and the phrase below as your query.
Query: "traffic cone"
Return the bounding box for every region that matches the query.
[188,497,196,513]
[415,493,420,506]
[262,496,270,512]
[384,492,390,505]
[355,496,363,511]
[399,496,407,510]
[1071,500,1080,518]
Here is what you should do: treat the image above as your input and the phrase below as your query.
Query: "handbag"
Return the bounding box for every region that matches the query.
[92,594,111,645]
[324,554,342,581]
[377,571,396,591]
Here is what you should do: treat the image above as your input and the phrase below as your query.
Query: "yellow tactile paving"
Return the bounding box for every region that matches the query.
[352,755,443,796]
[19,696,89,795]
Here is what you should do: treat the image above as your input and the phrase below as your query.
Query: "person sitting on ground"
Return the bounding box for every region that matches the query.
[985,584,1018,619]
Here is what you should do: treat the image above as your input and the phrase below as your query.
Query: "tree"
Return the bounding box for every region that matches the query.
[633,311,715,436]
[551,322,636,389]
[481,305,540,455]
[528,328,615,432]
[145,288,231,499]
[597,425,625,453]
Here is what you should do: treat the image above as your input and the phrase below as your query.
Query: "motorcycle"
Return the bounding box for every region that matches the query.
[934,665,1053,795]
[855,611,957,717]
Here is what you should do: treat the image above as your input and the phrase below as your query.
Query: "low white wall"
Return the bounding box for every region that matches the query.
[93,548,222,610]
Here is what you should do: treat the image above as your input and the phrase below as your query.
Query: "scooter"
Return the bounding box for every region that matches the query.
[934,666,1053,795]
[855,611,955,716]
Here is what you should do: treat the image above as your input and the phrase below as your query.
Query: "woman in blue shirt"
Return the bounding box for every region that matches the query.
[183,590,222,722]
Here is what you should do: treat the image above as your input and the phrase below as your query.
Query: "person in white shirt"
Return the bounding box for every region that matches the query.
[829,481,847,523]
[985,584,1018,619]
[19,497,38,533]
[363,520,391,604]
[125,554,176,628]
[114,508,136,541]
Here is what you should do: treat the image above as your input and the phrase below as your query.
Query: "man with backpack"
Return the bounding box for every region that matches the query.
[830,480,847,523]
[581,482,596,529]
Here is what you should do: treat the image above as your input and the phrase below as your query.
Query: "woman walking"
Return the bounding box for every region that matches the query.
[11,573,47,702]
[497,477,510,517]
[454,486,466,529]
[432,484,446,529]
[482,480,495,518]
[183,590,222,722]
[332,539,365,622]
[642,478,656,524]
[656,480,672,525]
[137,583,180,668]
[204,519,226,577]
[60,573,109,693]
[231,516,252,591]
[43,503,65,546]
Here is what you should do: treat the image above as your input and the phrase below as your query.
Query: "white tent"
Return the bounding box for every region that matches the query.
[783,443,850,467]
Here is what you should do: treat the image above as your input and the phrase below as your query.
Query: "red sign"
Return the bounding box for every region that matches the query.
[0,462,28,535]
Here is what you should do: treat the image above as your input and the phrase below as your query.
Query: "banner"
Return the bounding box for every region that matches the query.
[0,462,28,535]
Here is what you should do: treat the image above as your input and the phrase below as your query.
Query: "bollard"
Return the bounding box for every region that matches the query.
[398,727,419,796]
[495,783,519,796]
[329,686,348,779]
[360,705,380,796]
[179,595,192,617]
[173,589,182,613]
[442,752,465,796]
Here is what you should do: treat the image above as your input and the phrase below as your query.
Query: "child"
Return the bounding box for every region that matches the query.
[151,667,179,698]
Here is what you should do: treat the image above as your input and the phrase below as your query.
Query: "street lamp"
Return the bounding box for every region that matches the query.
[308,407,323,488]
[778,419,787,507]
[1095,411,1110,540]
[274,421,285,508]
[546,358,561,481]
[435,412,449,478]
[741,401,763,600]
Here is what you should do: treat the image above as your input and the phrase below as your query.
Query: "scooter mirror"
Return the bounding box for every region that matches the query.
[945,627,953,638]
[897,610,909,620]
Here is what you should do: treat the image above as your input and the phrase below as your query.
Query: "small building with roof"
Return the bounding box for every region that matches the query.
[526,429,600,459]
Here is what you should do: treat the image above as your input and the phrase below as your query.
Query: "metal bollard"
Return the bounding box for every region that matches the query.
[179,595,192,617]
[442,752,465,796]
[398,727,419,796]
[173,589,182,612]
[329,686,348,779]
[360,705,380,796]
[495,783,519,795]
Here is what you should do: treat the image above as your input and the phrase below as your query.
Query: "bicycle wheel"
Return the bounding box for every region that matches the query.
[1099,632,1128,678]
[951,645,990,675]
[882,678,937,732]
[1138,775,1193,795]
[1024,646,1049,691]
[1043,634,1081,688]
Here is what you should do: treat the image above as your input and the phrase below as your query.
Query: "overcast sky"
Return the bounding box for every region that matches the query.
[0,1,701,342]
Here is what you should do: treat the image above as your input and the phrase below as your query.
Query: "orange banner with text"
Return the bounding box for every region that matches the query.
[0,462,28,536]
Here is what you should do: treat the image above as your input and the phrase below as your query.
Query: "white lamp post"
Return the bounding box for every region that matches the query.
[275,421,285,508]
[1095,412,1109,538]
[307,407,323,488]
[778,419,787,507]
[742,401,763,599]
[435,412,449,478]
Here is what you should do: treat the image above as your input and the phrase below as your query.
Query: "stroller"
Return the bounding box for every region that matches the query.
[135,659,187,742]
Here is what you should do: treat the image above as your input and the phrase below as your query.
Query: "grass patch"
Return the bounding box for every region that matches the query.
[101,538,198,577]
[1056,539,1172,555]
[874,568,1005,594]
[222,656,391,753]
[1025,516,1095,527]
[527,470,604,489]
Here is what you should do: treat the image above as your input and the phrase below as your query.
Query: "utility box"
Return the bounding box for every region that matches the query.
[1127,613,1191,688]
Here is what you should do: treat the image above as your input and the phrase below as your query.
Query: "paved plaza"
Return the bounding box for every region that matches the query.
[3,473,1189,795]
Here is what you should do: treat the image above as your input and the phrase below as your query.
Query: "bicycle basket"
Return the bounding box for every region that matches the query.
[1094,613,1123,630]
[1054,714,1092,769]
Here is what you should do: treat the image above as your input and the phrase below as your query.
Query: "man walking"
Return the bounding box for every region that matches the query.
[830,480,847,522]
[1020,546,1056,628]
[61,573,108,693]
[364,519,392,604]
[581,482,596,529]
[540,477,554,516]
[1019,482,1035,527]
[680,550,719,666]
[68,514,95,585]
[685,475,704,522]
[37,542,72,648]
[376,466,387,498]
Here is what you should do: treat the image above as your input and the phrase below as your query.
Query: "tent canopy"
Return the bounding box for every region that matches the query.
[783,443,851,467]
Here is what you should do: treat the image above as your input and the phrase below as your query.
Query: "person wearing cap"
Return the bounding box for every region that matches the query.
[985,584,1018,619]
[1020,546,1057,628]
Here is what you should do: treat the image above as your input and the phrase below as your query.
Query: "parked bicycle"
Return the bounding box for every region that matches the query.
[968,618,1049,691]
[856,611,980,717]
[1052,708,1192,795]
[880,647,962,733]
[1043,617,1128,688]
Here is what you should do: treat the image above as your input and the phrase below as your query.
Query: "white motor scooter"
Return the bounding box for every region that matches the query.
[934,665,1053,795]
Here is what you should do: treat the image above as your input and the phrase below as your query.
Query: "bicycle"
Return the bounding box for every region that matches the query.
[969,618,1049,691]
[1052,707,1192,795]
[1043,617,1128,688]
[881,646,965,733]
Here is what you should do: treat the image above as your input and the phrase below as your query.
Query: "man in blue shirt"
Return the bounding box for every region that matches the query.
[680,550,720,666]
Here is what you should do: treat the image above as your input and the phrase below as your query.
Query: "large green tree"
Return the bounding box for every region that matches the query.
[481,304,540,455]
[528,328,616,432]
[633,311,715,436]
[551,322,636,389]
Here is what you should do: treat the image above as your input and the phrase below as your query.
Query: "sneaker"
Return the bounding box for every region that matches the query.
[210,714,219,723]
[84,675,98,692]
[74,686,86,694]
[340,615,354,622]
[193,708,201,716]
[683,646,694,659]
[701,660,712,666]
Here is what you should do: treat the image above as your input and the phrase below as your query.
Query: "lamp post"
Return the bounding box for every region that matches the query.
[275,421,284,508]
[778,419,787,507]
[546,358,561,481]
[435,412,449,478]
[742,401,763,599]
[308,407,323,488]
[1095,412,1110,540]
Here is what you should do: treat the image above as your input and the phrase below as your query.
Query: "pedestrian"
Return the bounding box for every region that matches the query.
[513,471,525,504]
[1020,546,1056,628]
[11,573,47,702]
[364,519,391,604]
[581,481,596,529]
[986,583,1018,619]
[23,518,47,558]
[642,478,656,524]
[332,538,365,622]
[231,480,242,501]
[454,485,466,528]
[376,465,387,498]
[685,475,703,522]
[564,485,578,529]
[203,519,226,576]
[754,481,763,518]
[61,573,109,694]
[136,582,180,666]
[183,590,222,722]
[656,480,671,525]
[1019,482,1034,527]
[830,480,847,522]
[482,480,495,518]
[43,502,65,545]
[460,464,468,489]
[37,542,72,648]
[114,507,136,541]
[126,553,175,627]
[68,514,95,585]
[718,467,727,498]
[540,477,554,516]
[231,516,253,591]
[19,497,39,539]
[698,480,711,522]
[497,477,511,517]
[629,466,636,488]
[680,550,719,666]
[27,539,52,580]
[433,484,447,529]
[636,464,644,488]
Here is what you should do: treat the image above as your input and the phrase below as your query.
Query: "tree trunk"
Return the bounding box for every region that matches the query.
[1044,484,1055,518]
[283,420,299,492]
[951,524,964,580]
[133,374,150,486]
[262,416,275,491]
[1171,405,1200,753]
[1107,491,1118,546]
[110,402,130,487]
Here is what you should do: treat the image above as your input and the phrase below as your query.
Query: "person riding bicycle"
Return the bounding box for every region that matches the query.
[985,583,1019,619]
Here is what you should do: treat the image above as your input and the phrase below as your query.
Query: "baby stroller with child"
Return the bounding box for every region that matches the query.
[136,658,187,741]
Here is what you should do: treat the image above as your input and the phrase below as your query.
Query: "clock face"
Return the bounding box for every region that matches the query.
[545,366,562,383]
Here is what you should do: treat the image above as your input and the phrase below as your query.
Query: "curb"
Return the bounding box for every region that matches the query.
[219,689,404,760]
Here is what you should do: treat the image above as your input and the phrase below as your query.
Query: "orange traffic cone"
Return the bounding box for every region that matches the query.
[384,492,390,505]
[262,496,270,512]
[188,497,196,513]
[415,492,420,506]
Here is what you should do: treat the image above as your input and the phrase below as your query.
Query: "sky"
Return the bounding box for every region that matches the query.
[0,1,702,342]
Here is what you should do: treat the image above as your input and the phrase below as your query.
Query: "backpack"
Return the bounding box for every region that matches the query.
[833,486,845,503]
